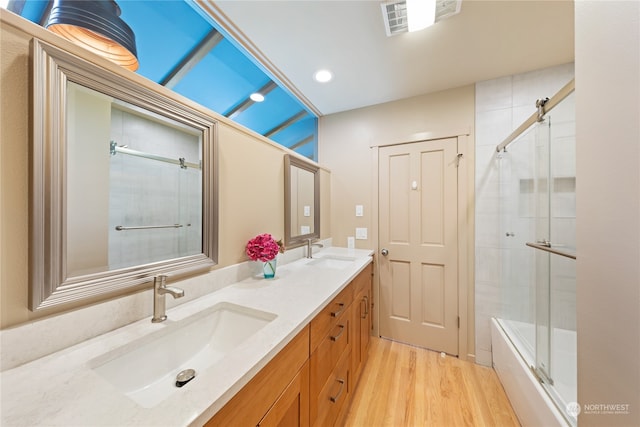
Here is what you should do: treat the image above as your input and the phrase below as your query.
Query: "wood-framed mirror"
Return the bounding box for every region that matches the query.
[30,39,218,311]
[284,154,320,248]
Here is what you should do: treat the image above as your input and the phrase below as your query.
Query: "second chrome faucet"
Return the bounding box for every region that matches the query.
[306,238,324,259]
[152,275,184,323]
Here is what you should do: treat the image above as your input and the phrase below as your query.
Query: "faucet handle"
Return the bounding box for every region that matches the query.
[154,274,168,288]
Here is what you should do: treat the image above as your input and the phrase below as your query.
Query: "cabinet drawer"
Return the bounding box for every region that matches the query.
[310,284,353,352]
[312,348,351,427]
[310,308,350,398]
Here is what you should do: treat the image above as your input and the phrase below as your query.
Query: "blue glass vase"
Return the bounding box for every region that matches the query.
[263,257,277,279]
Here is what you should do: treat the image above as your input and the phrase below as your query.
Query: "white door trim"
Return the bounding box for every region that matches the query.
[369,127,471,148]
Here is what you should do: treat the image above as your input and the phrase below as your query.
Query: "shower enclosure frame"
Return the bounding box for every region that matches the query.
[494,78,576,426]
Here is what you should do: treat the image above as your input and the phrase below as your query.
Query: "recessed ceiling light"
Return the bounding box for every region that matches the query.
[250,92,265,102]
[314,69,333,83]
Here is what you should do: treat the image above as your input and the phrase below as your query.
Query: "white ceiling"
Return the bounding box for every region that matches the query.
[211,0,574,116]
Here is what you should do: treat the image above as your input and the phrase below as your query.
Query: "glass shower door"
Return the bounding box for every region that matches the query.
[534,118,552,387]
[543,95,578,423]
[497,86,576,426]
[499,122,537,364]
[531,92,578,425]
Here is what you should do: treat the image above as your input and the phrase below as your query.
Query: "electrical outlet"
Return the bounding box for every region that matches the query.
[347,236,355,248]
[355,227,368,240]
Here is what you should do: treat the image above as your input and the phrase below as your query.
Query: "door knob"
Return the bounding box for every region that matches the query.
[381,248,389,256]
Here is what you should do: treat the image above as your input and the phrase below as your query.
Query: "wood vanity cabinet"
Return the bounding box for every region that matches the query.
[257,360,310,427]
[309,284,354,427]
[204,263,373,427]
[205,326,310,427]
[309,264,373,427]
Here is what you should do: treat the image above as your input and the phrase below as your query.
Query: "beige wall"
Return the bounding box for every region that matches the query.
[319,85,474,247]
[0,11,329,328]
[318,85,475,358]
[1,16,32,328]
[66,84,111,276]
[575,2,640,426]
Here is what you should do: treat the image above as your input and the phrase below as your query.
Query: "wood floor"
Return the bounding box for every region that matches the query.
[342,337,520,427]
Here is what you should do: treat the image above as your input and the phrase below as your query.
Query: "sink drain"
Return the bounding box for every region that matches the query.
[175,369,196,387]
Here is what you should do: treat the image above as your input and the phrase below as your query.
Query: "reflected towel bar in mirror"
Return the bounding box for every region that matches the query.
[110,142,202,170]
[115,224,186,231]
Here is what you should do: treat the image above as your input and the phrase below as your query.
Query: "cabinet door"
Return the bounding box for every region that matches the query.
[350,298,362,383]
[352,286,372,385]
[360,289,371,357]
[206,327,309,427]
[259,361,310,427]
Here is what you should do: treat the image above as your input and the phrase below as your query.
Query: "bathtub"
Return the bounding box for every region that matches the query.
[491,318,574,427]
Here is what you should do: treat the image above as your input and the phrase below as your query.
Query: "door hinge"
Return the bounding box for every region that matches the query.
[457,316,460,328]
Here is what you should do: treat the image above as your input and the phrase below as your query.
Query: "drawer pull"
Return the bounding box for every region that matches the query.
[361,299,366,319]
[329,379,345,403]
[330,324,345,341]
[364,295,369,316]
[330,302,345,318]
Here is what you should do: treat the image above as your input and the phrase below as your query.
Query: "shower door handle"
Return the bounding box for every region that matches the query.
[536,239,552,247]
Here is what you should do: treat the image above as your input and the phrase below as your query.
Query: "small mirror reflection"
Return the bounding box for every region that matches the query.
[289,164,315,237]
[284,154,319,248]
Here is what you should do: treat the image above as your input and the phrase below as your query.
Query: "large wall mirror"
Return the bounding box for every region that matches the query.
[30,39,218,311]
[284,155,320,248]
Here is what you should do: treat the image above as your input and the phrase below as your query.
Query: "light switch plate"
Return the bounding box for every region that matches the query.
[355,205,364,217]
[355,227,367,240]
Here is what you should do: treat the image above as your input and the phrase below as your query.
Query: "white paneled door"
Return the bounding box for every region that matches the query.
[378,138,459,355]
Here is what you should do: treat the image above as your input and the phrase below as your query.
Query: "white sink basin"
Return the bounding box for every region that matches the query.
[90,302,276,408]
[307,255,356,270]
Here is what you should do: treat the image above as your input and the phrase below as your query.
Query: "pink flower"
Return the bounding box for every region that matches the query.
[245,233,285,262]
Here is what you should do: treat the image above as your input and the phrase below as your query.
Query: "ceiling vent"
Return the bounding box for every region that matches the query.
[381,0,462,37]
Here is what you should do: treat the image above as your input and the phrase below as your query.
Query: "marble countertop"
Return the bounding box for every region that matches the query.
[0,247,373,427]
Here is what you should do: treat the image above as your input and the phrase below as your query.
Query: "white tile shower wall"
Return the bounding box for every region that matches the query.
[474,63,574,366]
[109,109,202,269]
[0,239,331,372]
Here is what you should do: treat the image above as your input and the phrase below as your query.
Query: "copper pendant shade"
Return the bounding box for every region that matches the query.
[45,0,139,71]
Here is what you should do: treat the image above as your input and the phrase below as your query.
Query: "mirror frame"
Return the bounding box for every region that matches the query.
[30,39,218,311]
[284,154,320,248]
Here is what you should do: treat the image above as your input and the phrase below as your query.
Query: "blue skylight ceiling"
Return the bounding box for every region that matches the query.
[121,1,212,84]
[171,38,272,114]
[6,0,318,160]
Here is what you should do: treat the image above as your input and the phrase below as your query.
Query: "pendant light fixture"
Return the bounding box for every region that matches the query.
[45,0,139,71]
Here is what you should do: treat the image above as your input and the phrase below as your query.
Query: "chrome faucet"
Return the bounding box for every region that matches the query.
[306,238,324,259]
[151,275,184,323]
